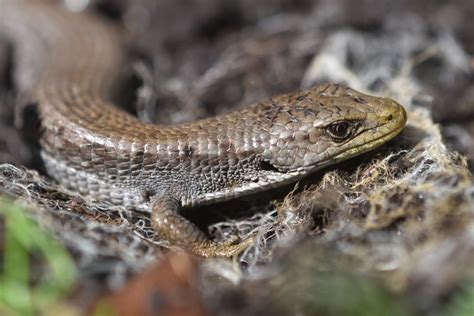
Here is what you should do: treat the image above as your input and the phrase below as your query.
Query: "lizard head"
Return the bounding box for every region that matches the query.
[260,84,407,175]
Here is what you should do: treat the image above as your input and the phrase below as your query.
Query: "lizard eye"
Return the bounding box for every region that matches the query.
[326,121,353,141]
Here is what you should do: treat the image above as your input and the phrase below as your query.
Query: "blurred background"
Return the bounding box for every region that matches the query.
[1,0,474,315]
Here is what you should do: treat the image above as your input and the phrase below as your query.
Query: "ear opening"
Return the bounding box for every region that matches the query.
[260,160,280,172]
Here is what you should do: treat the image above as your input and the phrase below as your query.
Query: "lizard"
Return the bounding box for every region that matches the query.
[0,0,407,257]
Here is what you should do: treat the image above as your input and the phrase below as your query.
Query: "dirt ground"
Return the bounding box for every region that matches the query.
[1,0,474,315]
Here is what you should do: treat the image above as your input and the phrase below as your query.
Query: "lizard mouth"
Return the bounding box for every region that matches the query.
[332,123,405,162]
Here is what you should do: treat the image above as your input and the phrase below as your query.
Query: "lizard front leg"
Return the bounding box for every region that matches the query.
[150,196,254,258]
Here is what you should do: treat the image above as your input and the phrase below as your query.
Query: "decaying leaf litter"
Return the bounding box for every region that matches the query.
[1,0,474,314]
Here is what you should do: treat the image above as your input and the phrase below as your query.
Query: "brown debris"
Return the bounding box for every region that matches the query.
[94,253,206,316]
[1,0,474,315]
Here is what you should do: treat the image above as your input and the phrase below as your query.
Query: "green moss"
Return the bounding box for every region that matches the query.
[0,198,76,315]
[278,269,411,316]
[442,282,474,316]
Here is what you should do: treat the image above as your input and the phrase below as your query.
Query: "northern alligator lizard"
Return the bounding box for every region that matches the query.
[0,0,407,257]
